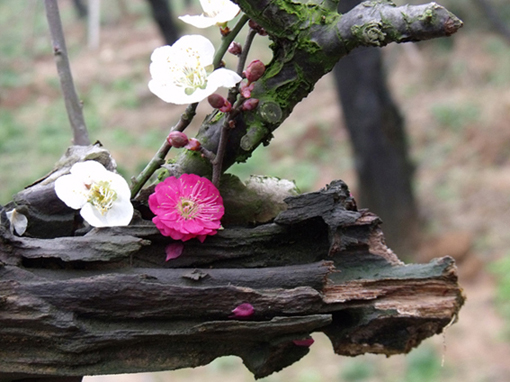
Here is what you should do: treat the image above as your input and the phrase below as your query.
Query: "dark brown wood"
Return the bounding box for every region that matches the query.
[0,162,465,381]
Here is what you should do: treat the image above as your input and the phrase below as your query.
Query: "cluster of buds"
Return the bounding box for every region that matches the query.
[249,19,267,36]
[240,59,266,110]
[167,131,201,151]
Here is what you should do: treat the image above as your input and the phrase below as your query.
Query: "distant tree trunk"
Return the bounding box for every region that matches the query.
[474,0,510,43]
[333,0,418,255]
[72,0,87,19]
[146,0,179,45]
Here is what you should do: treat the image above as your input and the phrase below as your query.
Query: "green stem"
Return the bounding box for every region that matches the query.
[130,103,197,198]
[213,14,250,69]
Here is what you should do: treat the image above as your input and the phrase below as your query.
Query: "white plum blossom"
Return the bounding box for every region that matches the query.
[148,35,242,104]
[6,209,28,236]
[54,161,133,227]
[179,0,240,29]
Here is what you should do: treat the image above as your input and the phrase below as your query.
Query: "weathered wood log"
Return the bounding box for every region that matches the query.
[0,171,465,381]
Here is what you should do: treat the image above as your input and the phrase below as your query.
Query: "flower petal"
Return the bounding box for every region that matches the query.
[178,14,219,29]
[166,242,184,261]
[54,173,89,209]
[179,0,240,28]
[6,209,28,236]
[229,303,254,319]
[207,68,242,90]
[292,338,315,347]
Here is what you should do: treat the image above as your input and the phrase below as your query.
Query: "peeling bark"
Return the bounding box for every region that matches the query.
[0,175,465,380]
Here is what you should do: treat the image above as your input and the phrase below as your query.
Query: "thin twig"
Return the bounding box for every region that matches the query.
[236,28,257,75]
[211,96,245,187]
[130,103,198,198]
[44,0,90,146]
[211,27,257,187]
[213,14,250,68]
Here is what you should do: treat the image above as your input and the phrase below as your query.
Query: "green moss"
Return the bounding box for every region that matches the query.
[351,22,386,46]
[380,16,402,41]
[240,124,270,152]
[417,7,438,25]
[258,101,283,124]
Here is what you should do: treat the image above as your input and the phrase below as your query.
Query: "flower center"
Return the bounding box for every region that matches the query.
[177,197,201,219]
[88,181,117,215]
[171,48,210,95]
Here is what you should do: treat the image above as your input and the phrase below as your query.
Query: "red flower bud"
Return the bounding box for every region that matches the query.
[243,60,265,83]
[208,93,227,109]
[240,81,255,98]
[242,98,259,111]
[208,94,232,112]
[167,131,189,148]
[185,138,201,151]
[219,100,232,113]
[249,20,267,36]
[228,41,242,56]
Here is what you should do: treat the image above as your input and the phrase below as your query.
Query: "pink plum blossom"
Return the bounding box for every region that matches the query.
[149,174,224,242]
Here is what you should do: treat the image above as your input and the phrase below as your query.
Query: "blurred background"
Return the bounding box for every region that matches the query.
[1,0,510,381]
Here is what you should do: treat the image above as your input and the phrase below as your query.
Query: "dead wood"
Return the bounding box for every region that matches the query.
[0,171,465,381]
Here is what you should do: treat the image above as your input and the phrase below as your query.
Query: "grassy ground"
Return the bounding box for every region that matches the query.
[2,1,510,381]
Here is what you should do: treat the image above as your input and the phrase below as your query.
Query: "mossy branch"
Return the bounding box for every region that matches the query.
[171,0,462,177]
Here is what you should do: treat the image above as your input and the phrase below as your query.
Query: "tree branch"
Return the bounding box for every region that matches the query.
[171,0,462,176]
[44,0,90,146]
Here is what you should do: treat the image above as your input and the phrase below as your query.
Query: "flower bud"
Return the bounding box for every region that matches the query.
[185,138,201,151]
[240,81,255,98]
[167,131,189,148]
[228,41,242,56]
[243,60,265,83]
[220,25,231,37]
[219,100,232,113]
[208,93,227,109]
[242,98,259,111]
[249,20,267,36]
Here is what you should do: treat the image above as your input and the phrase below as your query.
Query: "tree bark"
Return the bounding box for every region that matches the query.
[333,0,418,254]
[1,169,465,380]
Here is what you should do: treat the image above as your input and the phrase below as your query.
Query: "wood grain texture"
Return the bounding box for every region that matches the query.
[0,176,465,381]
